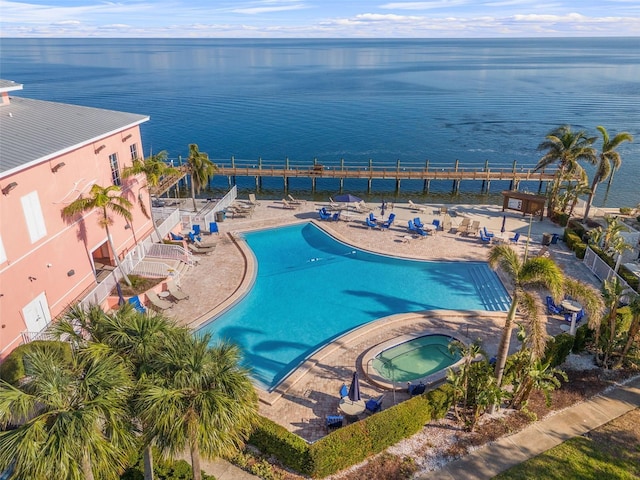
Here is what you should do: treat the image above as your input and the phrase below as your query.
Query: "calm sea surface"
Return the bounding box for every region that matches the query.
[2,38,638,206]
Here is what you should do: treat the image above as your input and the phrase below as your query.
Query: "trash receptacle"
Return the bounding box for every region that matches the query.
[542,232,552,246]
[215,211,225,222]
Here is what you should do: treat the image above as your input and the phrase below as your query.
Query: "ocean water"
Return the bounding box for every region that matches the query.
[1,38,638,205]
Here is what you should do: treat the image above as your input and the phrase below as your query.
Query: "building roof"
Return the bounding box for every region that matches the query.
[0,80,23,93]
[0,95,149,177]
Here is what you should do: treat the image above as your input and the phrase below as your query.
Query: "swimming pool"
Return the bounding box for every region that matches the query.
[371,334,461,383]
[199,222,510,390]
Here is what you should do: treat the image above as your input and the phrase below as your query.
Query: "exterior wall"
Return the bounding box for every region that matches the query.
[0,126,152,357]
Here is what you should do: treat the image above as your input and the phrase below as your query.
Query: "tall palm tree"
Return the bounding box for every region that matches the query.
[583,126,633,221]
[122,151,180,242]
[62,183,134,286]
[186,144,216,212]
[0,344,135,480]
[601,277,628,368]
[137,333,258,480]
[488,245,565,387]
[534,125,597,217]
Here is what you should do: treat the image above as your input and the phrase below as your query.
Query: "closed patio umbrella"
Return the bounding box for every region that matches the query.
[334,193,363,204]
[500,215,507,236]
[348,371,361,402]
[116,281,126,306]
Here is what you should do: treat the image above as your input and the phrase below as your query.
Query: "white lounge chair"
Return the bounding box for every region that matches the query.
[408,200,427,212]
[248,193,261,206]
[146,290,173,311]
[166,279,189,301]
[282,199,298,209]
[287,194,306,205]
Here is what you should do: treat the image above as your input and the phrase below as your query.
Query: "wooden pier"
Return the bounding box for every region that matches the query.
[211,158,559,194]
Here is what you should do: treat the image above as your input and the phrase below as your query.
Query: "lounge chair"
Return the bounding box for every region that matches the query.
[248,193,261,206]
[440,206,448,215]
[187,232,202,243]
[546,296,563,315]
[483,226,494,238]
[329,197,341,209]
[287,194,305,205]
[282,199,298,209]
[369,212,377,223]
[188,243,215,255]
[457,217,470,235]
[366,217,379,229]
[432,219,440,231]
[408,382,426,396]
[209,222,219,234]
[326,415,344,432]
[319,208,332,220]
[356,201,372,212]
[166,279,189,301]
[340,384,349,398]
[414,217,424,228]
[509,232,520,244]
[127,295,147,313]
[381,213,395,230]
[146,290,173,311]
[469,220,480,235]
[479,231,492,244]
[331,212,341,222]
[169,232,184,241]
[365,395,384,414]
[408,200,427,212]
[408,220,418,233]
[564,309,585,323]
[192,224,201,236]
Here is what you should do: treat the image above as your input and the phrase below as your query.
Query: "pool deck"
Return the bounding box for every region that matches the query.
[162,198,602,442]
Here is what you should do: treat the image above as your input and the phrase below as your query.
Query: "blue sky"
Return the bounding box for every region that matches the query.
[1,0,639,37]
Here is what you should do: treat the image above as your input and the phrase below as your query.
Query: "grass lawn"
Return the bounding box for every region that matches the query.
[494,408,640,480]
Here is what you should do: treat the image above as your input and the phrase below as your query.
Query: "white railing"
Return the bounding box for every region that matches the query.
[183,185,238,232]
[583,246,638,303]
[156,208,181,242]
[132,260,175,278]
[146,242,194,264]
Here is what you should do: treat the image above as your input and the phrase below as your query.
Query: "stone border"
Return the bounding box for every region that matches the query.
[360,328,472,391]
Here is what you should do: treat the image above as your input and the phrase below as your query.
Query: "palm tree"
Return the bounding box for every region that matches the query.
[534,125,597,217]
[601,277,628,368]
[583,126,633,221]
[616,295,640,368]
[186,144,216,212]
[0,344,135,480]
[62,183,134,286]
[122,151,180,242]
[137,333,258,480]
[563,277,606,342]
[557,180,591,218]
[488,245,565,388]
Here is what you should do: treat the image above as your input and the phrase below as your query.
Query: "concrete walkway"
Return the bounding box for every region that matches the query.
[418,375,640,479]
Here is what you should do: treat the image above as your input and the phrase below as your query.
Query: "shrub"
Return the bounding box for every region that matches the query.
[563,231,587,259]
[619,207,632,215]
[0,340,72,386]
[572,324,591,353]
[554,212,569,227]
[121,449,215,480]
[566,220,586,239]
[544,333,574,367]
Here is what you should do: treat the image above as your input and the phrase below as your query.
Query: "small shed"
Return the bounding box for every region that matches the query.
[501,191,547,221]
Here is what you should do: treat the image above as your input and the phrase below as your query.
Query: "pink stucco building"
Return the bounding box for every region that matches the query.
[0,80,152,357]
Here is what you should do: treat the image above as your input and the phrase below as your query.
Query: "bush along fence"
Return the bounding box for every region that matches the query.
[248,384,454,478]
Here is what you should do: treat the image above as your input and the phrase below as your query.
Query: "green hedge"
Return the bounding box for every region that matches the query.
[563,230,587,259]
[572,324,591,354]
[543,333,574,367]
[0,340,72,386]
[248,384,454,478]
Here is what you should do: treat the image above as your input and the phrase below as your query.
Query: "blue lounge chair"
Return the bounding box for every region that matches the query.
[318,208,332,220]
[192,224,201,236]
[369,212,377,223]
[209,222,219,234]
[169,232,184,241]
[550,233,560,245]
[187,232,202,243]
[340,384,349,398]
[483,227,494,238]
[408,382,426,396]
[546,296,563,315]
[414,217,424,228]
[432,219,440,231]
[331,212,341,222]
[366,217,379,229]
[127,295,146,313]
[509,232,520,244]
[408,220,418,232]
[479,231,492,244]
[326,415,344,432]
[365,395,384,414]
[415,227,429,238]
[381,213,395,230]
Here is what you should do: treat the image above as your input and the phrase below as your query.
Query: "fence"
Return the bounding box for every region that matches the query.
[182,185,237,231]
[583,247,638,303]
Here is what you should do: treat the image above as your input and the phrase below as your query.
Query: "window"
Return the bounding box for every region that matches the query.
[21,191,47,243]
[130,143,138,160]
[109,153,121,186]
[0,235,6,263]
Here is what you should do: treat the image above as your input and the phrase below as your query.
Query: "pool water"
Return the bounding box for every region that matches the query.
[199,222,509,390]
[372,335,461,383]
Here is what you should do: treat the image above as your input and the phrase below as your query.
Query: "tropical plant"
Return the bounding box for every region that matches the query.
[507,351,568,410]
[487,245,564,387]
[186,144,216,212]
[122,151,180,242]
[62,183,134,286]
[0,343,135,480]
[563,277,606,344]
[616,295,640,368]
[137,333,259,480]
[557,180,591,218]
[600,278,629,368]
[534,125,597,217]
[583,126,633,221]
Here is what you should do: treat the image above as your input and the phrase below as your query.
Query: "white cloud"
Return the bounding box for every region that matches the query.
[380,1,470,10]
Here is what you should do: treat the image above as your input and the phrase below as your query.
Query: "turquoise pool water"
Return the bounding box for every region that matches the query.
[199,222,510,390]
[372,335,461,383]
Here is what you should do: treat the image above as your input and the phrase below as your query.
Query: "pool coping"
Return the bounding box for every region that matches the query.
[359,329,473,391]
